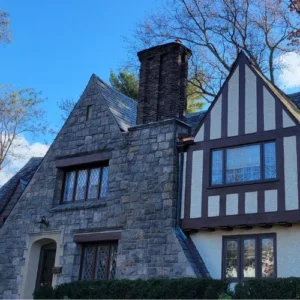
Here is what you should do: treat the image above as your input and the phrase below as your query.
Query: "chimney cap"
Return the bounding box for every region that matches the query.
[137,42,192,61]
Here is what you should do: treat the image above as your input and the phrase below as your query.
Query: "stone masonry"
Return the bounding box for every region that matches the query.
[0,69,197,298]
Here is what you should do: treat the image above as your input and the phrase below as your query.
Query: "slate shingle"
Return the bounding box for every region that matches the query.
[287,92,300,110]
[94,76,138,131]
[0,157,42,212]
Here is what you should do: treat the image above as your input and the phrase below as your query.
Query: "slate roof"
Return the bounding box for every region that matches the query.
[93,74,208,133]
[0,157,42,212]
[94,75,138,131]
[93,70,300,135]
[288,92,300,109]
[92,74,207,134]
[180,110,208,134]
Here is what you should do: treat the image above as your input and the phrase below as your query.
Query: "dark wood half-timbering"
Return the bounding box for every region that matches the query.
[180,51,300,231]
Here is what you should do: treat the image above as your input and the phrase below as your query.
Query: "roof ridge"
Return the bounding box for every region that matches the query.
[92,74,138,131]
[93,74,138,105]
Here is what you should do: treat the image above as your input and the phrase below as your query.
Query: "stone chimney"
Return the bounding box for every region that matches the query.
[137,42,192,124]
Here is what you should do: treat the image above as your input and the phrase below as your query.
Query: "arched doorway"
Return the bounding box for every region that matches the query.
[35,242,56,289]
[20,237,59,299]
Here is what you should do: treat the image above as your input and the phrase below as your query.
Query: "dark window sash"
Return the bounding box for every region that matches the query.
[241,237,257,280]
[222,234,276,282]
[106,244,112,280]
[223,237,239,280]
[260,143,264,182]
[61,164,108,204]
[98,167,103,200]
[79,242,117,281]
[211,141,276,186]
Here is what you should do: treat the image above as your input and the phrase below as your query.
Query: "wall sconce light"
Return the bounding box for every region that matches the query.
[37,216,50,228]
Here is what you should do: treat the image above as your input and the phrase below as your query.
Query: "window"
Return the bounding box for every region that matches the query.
[211,141,276,186]
[223,234,276,281]
[62,165,109,203]
[80,242,118,280]
[86,105,93,120]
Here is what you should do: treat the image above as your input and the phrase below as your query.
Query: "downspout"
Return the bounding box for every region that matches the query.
[176,151,184,225]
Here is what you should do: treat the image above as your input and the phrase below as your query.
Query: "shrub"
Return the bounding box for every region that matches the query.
[34,277,300,299]
[34,278,229,299]
[33,285,54,299]
[234,278,300,299]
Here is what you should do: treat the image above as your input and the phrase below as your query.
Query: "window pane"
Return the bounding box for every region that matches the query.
[109,243,118,279]
[264,142,276,179]
[75,170,88,201]
[95,245,110,280]
[212,150,223,185]
[63,171,75,202]
[100,166,109,198]
[262,238,275,277]
[82,246,96,280]
[243,239,256,278]
[88,168,100,199]
[226,240,238,278]
[226,145,261,183]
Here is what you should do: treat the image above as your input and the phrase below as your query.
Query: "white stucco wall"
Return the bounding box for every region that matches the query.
[210,96,222,140]
[284,136,299,210]
[245,191,258,214]
[191,225,300,279]
[227,66,239,137]
[245,65,257,134]
[265,189,278,212]
[263,87,276,131]
[282,110,296,128]
[190,150,203,218]
[181,153,187,219]
[226,193,238,215]
[208,196,220,217]
[194,124,204,142]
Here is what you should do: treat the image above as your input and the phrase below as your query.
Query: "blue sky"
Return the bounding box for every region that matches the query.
[0,0,160,140]
[0,0,299,186]
[0,0,162,185]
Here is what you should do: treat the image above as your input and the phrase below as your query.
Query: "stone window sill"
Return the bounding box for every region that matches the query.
[50,200,107,212]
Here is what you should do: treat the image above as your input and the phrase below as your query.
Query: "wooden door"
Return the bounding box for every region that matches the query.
[36,243,56,288]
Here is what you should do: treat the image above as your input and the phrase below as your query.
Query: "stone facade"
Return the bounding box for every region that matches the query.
[0,71,197,298]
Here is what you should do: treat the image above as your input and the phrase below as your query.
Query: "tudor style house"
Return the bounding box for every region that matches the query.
[0,41,300,298]
[179,50,300,281]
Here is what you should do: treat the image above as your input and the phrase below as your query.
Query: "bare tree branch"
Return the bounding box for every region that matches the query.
[0,86,46,169]
[127,0,300,100]
[0,8,11,44]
